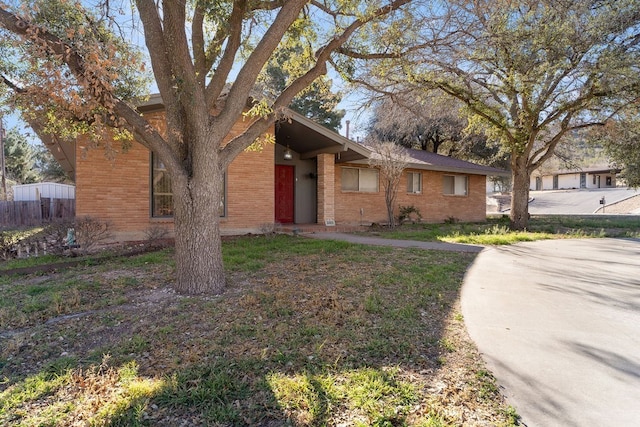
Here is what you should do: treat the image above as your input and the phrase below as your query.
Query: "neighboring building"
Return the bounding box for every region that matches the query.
[530,167,620,191]
[12,182,76,201]
[46,97,508,241]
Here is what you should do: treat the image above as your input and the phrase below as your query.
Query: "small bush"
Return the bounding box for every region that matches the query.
[35,217,113,256]
[37,219,76,255]
[74,216,113,254]
[398,205,422,223]
[144,225,170,249]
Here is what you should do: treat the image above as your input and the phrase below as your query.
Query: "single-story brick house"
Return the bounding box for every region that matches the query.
[530,166,621,191]
[44,95,508,241]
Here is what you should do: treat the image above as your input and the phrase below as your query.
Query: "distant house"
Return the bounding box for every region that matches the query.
[45,96,508,241]
[530,167,620,191]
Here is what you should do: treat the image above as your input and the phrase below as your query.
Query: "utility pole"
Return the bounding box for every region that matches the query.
[0,117,6,201]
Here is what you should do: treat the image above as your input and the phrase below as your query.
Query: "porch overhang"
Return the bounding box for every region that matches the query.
[275,109,369,162]
[29,119,76,181]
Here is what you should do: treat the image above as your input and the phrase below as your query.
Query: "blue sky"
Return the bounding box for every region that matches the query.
[2,75,370,146]
[1,2,375,145]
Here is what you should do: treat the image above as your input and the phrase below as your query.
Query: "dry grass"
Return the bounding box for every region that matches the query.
[0,236,518,426]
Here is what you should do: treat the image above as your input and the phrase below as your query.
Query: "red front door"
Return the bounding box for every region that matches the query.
[275,165,294,223]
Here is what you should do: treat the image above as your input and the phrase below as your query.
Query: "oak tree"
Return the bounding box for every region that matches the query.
[352,0,640,229]
[0,0,414,294]
[590,113,640,188]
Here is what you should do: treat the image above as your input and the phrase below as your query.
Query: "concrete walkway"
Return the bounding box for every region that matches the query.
[303,232,484,253]
[462,238,640,426]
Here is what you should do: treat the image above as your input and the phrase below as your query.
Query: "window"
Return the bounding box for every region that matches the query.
[151,154,226,217]
[341,167,379,192]
[407,172,422,194]
[443,175,468,196]
[152,156,173,217]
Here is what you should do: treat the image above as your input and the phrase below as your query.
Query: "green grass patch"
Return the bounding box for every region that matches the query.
[0,254,64,271]
[268,367,418,426]
[364,215,640,245]
[0,235,519,426]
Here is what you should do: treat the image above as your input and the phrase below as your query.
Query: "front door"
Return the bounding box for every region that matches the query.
[275,165,294,223]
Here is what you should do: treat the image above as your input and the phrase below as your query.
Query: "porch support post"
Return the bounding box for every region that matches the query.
[317,153,335,225]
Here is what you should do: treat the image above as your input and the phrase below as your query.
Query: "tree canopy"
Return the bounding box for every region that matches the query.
[260,45,345,132]
[367,94,508,170]
[589,112,640,188]
[2,128,39,184]
[0,0,415,294]
[349,0,640,229]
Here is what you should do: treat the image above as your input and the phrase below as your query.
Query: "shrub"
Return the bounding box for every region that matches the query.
[37,216,113,255]
[398,205,422,223]
[144,225,170,248]
[73,216,113,254]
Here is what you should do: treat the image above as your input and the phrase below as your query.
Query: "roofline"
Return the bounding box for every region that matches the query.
[346,159,510,176]
[534,167,621,176]
[406,162,511,176]
[281,108,372,158]
[82,94,510,177]
[135,93,165,113]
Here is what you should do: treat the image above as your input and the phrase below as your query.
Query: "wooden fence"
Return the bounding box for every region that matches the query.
[0,198,75,228]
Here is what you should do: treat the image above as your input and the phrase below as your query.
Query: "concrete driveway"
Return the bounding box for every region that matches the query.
[528,188,639,214]
[462,239,640,426]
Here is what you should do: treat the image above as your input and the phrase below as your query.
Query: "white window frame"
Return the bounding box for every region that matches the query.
[341,167,379,192]
[443,175,468,196]
[407,172,422,194]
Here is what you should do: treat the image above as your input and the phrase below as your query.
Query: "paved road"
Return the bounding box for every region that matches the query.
[527,188,639,214]
[462,239,640,427]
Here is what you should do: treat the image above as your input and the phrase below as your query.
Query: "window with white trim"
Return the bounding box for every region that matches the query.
[151,156,173,217]
[442,175,468,196]
[341,167,379,192]
[407,172,422,194]
[151,154,226,217]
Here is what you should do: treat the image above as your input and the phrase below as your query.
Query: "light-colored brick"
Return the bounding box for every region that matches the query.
[76,115,275,241]
[75,112,489,241]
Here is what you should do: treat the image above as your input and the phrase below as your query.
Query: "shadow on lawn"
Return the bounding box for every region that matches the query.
[0,237,503,426]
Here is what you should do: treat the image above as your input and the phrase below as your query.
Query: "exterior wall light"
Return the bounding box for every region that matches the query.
[283,146,293,160]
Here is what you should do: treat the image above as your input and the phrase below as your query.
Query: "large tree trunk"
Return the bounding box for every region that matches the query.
[510,155,531,230]
[172,169,226,295]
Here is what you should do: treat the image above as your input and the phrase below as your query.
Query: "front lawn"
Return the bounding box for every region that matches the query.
[0,235,518,426]
[365,215,640,245]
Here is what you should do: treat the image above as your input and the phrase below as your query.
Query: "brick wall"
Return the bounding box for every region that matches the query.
[75,112,488,241]
[317,153,335,224]
[75,114,275,241]
[334,164,487,225]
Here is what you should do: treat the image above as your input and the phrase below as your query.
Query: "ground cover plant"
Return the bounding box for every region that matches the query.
[371,215,640,245]
[0,235,518,426]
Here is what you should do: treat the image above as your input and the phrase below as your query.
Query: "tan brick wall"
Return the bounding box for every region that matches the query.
[76,115,275,241]
[76,141,152,241]
[223,142,274,232]
[334,164,487,225]
[316,153,335,224]
[76,112,487,241]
